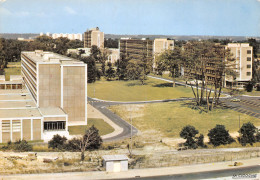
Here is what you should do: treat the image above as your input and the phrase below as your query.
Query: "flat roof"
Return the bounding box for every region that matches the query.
[0,101,36,109]
[39,107,67,117]
[0,89,29,95]
[22,51,85,65]
[0,108,42,119]
[0,94,33,101]
[102,155,129,161]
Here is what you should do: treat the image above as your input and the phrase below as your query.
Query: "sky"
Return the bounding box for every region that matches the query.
[0,0,260,36]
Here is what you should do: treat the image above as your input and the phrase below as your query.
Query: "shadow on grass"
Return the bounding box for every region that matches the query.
[153,83,183,88]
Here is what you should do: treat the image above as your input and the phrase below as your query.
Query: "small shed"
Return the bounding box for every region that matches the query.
[102,155,129,172]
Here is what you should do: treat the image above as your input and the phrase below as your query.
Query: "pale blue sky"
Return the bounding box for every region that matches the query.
[0,0,260,36]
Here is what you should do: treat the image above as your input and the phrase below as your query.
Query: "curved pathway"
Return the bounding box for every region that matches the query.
[89,76,260,142]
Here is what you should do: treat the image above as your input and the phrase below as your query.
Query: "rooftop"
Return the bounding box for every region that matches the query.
[0,108,42,119]
[102,155,129,161]
[39,107,67,117]
[22,50,85,65]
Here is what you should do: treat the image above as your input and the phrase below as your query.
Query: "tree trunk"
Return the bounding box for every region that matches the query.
[81,151,85,161]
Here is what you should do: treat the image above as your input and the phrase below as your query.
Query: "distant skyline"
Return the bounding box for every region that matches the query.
[0,0,260,36]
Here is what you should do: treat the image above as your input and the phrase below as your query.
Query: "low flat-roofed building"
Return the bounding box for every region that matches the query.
[0,90,43,143]
[0,88,70,143]
[0,75,23,90]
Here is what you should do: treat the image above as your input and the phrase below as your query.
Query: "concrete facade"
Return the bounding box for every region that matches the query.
[84,27,104,48]
[103,155,129,172]
[225,43,253,87]
[119,38,153,62]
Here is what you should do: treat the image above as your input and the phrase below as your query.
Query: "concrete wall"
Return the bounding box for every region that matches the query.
[38,64,61,107]
[0,119,42,143]
[63,66,86,124]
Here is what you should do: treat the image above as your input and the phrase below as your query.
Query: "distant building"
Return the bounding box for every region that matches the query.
[153,38,174,55]
[52,33,83,41]
[107,48,119,64]
[84,27,104,48]
[153,38,174,69]
[225,43,253,87]
[119,38,153,62]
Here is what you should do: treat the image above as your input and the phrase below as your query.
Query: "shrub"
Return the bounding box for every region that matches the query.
[48,134,67,150]
[1,140,32,151]
[208,125,235,146]
[197,134,207,148]
[14,140,33,151]
[238,122,257,146]
[256,131,260,142]
[180,125,199,149]
[65,138,81,151]
[244,81,254,92]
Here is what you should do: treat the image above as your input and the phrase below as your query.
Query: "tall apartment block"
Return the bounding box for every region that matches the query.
[153,38,174,69]
[153,38,174,55]
[84,27,104,48]
[225,43,253,87]
[119,38,154,61]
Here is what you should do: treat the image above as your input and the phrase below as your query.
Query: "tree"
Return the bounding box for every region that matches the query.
[126,60,146,84]
[115,54,129,80]
[71,125,102,161]
[208,125,234,146]
[238,122,257,146]
[53,37,70,55]
[156,47,182,87]
[104,38,119,48]
[105,62,115,81]
[82,56,98,83]
[48,134,67,150]
[180,125,199,149]
[184,41,235,112]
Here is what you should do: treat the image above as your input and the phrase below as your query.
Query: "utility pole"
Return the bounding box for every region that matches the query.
[130,108,133,154]
[239,114,240,130]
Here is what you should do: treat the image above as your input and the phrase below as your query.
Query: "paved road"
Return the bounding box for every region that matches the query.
[220,96,260,119]
[88,97,193,142]
[126,165,260,180]
[88,77,259,142]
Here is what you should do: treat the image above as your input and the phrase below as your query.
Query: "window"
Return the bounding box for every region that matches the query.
[247,57,251,61]
[247,50,251,54]
[247,72,251,76]
[247,65,251,69]
[44,121,66,131]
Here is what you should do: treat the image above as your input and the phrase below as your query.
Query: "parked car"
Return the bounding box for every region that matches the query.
[230,98,240,102]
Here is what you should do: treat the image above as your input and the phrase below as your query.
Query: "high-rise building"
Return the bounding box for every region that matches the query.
[225,43,253,87]
[153,38,174,55]
[84,27,104,48]
[21,50,87,125]
[119,38,153,61]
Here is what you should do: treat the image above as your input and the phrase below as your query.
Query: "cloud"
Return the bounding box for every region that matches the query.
[64,7,77,15]
[258,0,260,2]
[0,0,6,2]
[0,7,11,15]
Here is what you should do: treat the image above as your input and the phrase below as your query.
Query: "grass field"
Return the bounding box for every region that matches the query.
[4,62,21,81]
[68,118,114,136]
[88,78,196,101]
[109,101,260,138]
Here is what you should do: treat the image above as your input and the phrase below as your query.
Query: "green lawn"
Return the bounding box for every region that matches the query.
[4,62,21,81]
[109,101,260,138]
[68,118,114,136]
[88,78,196,101]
